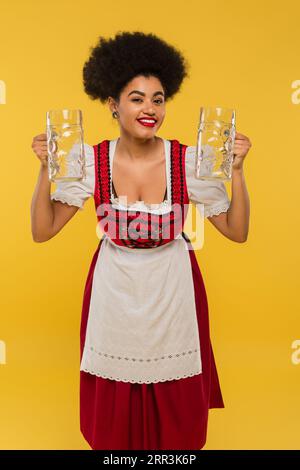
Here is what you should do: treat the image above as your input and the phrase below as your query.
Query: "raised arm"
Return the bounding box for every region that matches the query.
[208,132,251,243]
[30,133,80,242]
[208,167,250,242]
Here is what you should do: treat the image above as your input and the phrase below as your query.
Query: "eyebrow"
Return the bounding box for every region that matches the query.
[127,90,165,98]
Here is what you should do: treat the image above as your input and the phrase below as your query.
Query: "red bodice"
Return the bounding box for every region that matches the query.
[93,139,190,249]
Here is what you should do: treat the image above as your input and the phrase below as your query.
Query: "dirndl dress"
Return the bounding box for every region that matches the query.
[50,137,231,450]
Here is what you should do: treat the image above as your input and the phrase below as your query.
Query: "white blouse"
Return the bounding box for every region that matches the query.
[50,139,231,384]
[50,139,231,218]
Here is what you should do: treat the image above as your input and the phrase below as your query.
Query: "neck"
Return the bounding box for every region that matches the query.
[116,130,160,161]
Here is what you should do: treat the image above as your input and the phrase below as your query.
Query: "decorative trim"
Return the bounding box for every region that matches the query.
[89,345,199,363]
[205,200,230,218]
[50,193,84,210]
[80,367,202,384]
[92,138,191,249]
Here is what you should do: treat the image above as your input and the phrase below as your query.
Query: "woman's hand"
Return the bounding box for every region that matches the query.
[31,133,48,167]
[232,132,252,171]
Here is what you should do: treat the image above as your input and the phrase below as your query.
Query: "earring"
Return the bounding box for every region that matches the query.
[112,111,119,119]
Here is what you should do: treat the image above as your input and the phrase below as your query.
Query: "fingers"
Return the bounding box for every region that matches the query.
[235,132,250,142]
[234,132,252,149]
[31,143,47,153]
[34,133,47,140]
[32,133,49,164]
[37,150,48,158]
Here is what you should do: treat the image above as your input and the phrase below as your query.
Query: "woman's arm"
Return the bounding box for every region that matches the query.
[207,131,252,243]
[208,167,250,242]
[30,134,79,242]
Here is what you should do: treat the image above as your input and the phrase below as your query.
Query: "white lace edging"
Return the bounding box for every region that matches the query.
[110,195,171,215]
[50,193,84,210]
[80,367,202,384]
[205,200,230,218]
[80,346,203,384]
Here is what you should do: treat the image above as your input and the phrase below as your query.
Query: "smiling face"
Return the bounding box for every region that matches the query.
[108,75,166,140]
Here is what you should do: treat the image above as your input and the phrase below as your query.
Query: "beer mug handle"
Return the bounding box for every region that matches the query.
[47,128,58,155]
[46,128,60,180]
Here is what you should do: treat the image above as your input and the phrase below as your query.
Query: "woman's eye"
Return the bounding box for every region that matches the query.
[131,98,163,104]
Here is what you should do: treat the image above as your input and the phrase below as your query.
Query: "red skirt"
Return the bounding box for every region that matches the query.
[79,235,224,450]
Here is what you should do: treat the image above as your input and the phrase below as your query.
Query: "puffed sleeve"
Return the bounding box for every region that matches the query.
[50,143,94,211]
[185,145,231,217]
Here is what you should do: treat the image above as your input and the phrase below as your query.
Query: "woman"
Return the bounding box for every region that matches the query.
[31,31,251,450]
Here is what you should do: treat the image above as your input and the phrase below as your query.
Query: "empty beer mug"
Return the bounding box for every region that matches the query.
[195,106,236,181]
[46,109,86,182]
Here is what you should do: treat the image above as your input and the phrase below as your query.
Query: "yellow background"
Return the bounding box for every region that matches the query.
[0,0,299,450]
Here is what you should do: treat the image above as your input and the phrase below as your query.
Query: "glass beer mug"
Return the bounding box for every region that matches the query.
[46,109,86,182]
[195,106,236,181]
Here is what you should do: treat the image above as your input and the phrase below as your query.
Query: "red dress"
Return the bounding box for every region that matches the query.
[78,139,225,450]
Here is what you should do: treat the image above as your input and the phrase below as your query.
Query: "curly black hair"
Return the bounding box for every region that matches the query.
[82,31,190,104]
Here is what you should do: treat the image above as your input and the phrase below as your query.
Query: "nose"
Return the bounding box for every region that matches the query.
[143,101,156,115]
[143,109,155,116]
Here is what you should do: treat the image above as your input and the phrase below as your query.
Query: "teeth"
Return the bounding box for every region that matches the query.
[139,119,156,123]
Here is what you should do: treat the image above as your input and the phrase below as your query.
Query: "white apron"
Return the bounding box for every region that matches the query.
[80,232,202,384]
